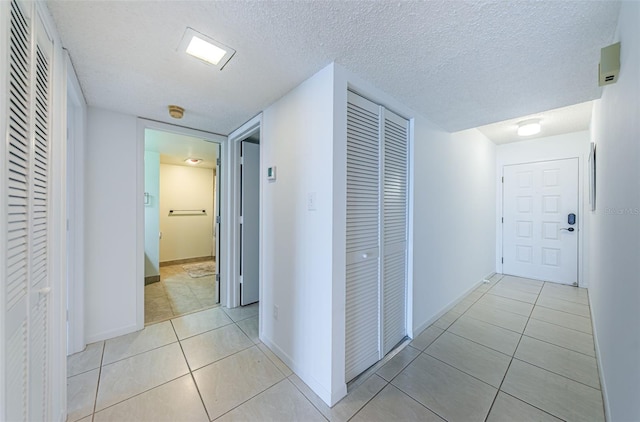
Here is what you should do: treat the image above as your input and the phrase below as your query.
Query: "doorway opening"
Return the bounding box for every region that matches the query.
[143,128,222,324]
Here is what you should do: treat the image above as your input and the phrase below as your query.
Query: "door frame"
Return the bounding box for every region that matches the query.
[135,119,228,329]
[497,156,586,286]
[227,114,262,309]
[65,52,87,355]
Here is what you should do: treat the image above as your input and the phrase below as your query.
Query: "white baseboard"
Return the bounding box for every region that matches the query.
[259,335,342,406]
[412,271,495,337]
[588,294,611,422]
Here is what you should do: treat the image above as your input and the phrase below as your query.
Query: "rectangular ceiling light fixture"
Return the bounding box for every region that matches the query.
[179,27,236,70]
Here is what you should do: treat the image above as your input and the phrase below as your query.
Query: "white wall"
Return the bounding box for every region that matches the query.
[159,164,214,262]
[85,107,139,342]
[260,64,337,405]
[496,131,591,285]
[259,62,497,406]
[412,125,497,333]
[588,2,640,420]
[144,151,160,277]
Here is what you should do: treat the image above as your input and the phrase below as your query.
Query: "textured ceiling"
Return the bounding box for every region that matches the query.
[46,1,620,135]
[477,101,593,145]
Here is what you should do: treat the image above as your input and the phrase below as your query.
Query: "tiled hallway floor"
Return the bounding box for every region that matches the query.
[145,261,217,324]
[68,275,604,422]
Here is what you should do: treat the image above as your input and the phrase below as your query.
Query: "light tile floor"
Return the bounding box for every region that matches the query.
[145,261,217,324]
[68,275,604,422]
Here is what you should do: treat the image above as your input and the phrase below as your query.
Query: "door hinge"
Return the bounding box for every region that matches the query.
[501,217,504,223]
[501,257,504,264]
[217,158,221,166]
[501,176,504,183]
[215,274,220,282]
[240,156,244,165]
[216,215,221,224]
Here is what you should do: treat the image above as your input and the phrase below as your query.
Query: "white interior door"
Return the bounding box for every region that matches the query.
[240,141,259,305]
[214,147,221,303]
[503,158,579,285]
[381,109,408,355]
[345,92,381,382]
[3,1,53,419]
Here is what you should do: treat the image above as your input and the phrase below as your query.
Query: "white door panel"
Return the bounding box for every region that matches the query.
[345,91,409,381]
[240,141,259,305]
[503,159,579,285]
[3,1,53,419]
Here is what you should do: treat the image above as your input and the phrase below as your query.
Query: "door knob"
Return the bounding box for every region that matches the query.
[37,287,51,295]
[560,227,575,232]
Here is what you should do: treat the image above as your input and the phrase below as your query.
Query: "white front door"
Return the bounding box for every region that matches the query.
[503,158,579,285]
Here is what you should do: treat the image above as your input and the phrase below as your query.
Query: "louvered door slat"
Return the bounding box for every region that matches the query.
[381,110,408,355]
[5,1,32,420]
[345,91,381,382]
[28,26,53,422]
[4,1,53,419]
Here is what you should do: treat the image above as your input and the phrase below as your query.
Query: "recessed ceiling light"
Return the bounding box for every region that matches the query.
[185,158,203,165]
[178,27,235,69]
[517,119,542,137]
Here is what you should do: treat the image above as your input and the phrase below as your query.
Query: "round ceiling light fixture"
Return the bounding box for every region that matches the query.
[168,105,185,119]
[184,158,203,165]
[517,119,541,137]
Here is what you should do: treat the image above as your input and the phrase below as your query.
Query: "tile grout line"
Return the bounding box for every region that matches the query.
[517,333,596,359]
[482,279,542,422]
[286,374,332,421]
[89,341,106,422]
[509,356,601,391]
[345,375,391,422]
[170,318,213,422]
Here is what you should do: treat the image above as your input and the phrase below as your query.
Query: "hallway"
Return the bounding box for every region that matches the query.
[67,275,602,421]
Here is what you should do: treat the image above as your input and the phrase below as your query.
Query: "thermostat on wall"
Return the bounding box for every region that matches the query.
[267,166,277,181]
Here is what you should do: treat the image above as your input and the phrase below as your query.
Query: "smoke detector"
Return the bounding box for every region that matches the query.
[168,105,184,119]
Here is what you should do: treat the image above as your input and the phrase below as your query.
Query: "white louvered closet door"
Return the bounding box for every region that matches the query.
[345,91,409,382]
[381,110,408,355]
[2,1,53,420]
[345,92,381,382]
